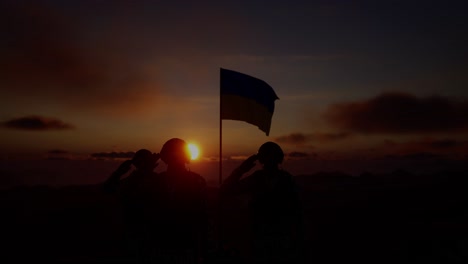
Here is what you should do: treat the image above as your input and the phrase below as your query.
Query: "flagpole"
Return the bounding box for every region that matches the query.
[219,71,223,186]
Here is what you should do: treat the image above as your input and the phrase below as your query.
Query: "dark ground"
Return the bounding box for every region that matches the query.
[1,170,467,263]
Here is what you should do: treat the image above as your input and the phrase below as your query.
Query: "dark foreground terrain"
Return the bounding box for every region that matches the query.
[1,170,467,263]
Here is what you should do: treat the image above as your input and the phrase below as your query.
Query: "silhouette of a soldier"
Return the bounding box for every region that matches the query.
[221,142,302,264]
[157,138,208,264]
[103,149,162,263]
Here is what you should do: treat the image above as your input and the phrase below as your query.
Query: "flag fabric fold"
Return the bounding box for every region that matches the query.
[220,68,279,136]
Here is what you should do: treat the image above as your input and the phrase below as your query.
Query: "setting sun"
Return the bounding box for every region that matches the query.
[187,143,200,160]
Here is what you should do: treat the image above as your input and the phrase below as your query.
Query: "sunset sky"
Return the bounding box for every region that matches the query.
[1,0,468,166]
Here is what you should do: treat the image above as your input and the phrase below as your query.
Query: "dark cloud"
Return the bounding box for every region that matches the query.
[0,1,159,114]
[48,149,69,155]
[384,138,464,149]
[46,149,70,160]
[412,138,464,150]
[2,116,75,131]
[324,92,468,134]
[381,152,443,161]
[90,151,135,159]
[429,139,459,149]
[275,132,350,145]
[378,138,468,158]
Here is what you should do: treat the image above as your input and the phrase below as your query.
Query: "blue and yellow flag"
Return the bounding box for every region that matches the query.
[220,68,279,136]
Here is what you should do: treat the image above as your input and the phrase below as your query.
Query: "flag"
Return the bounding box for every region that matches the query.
[220,68,279,136]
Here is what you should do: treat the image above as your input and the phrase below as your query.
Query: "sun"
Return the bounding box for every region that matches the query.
[187,143,200,160]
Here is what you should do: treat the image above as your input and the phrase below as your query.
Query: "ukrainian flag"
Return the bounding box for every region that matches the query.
[220,68,279,136]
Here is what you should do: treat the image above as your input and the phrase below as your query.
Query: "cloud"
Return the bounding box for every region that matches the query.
[0,2,160,115]
[380,152,444,161]
[275,132,350,145]
[424,139,461,150]
[376,138,468,157]
[46,149,71,160]
[427,139,460,149]
[324,92,468,134]
[90,151,135,159]
[48,149,69,155]
[2,116,75,131]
